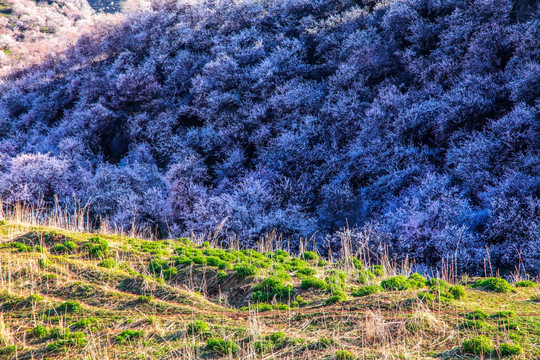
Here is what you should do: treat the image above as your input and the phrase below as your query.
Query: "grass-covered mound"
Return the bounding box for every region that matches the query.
[0,221,539,359]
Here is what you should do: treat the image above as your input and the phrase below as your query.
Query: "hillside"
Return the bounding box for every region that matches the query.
[0,0,539,275]
[0,221,539,359]
[0,0,106,76]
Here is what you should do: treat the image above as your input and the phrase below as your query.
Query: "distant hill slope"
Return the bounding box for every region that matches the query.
[0,0,539,274]
[0,0,110,76]
[0,221,539,359]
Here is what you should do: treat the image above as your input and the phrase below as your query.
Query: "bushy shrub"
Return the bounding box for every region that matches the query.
[381,276,412,291]
[462,336,494,355]
[252,276,294,302]
[253,339,274,354]
[74,318,97,329]
[308,337,336,350]
[473,278,513,293]
[286,258,309,271]
[325,270,347,292]
[351,257,364,270]
[192,255,208,265]
[206,256,229,270]
[358,270,375,284]
[51,243,67,253]
[325,290,347,304]
[417,291,435,303]
[175,246,203,259]
[234,262,258,277]
[492,310,515,319]
[515,280,537,287]
[139,241,168,256]
[247,303,273,312]
[268,332,286,344]
[449,285,466,300]
[318,259,329,267]
[27,293,43,303]
[57,301,81,313]
[32,325,50,338]
[163,266,178,280]
[244,302,294,311]
[421,280,465,302]
[369,265,385,277]
[186,320,210,335]
[273,250,290,262]
[203,248,237,262]
[173,255,191,265]
[0,345,20,355]
[46,328,87,351]
[206,337,239,355]
[301,276,327,290]
[217,270,228,280]
[85,237,109,259]
[297,266,317,276]
[116,330,142,343]
[63,241,77,252]
[499,343,522,356]
[148,258,169,274]
[274,270,291,281]
[38,258,51,269]
[10,242,33,252]
[407,273,427,288]
[459,320,490,330]
[301,251,319,261]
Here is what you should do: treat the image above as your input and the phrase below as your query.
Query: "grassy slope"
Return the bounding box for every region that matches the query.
[0,221,538,359]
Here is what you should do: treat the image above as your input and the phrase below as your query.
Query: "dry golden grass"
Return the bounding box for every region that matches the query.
[0,210,538,359]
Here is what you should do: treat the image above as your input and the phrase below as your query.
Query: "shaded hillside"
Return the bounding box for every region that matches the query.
[0,0,539,273]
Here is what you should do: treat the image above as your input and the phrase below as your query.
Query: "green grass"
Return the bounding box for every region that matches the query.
[0,221,539,359]
[500,343,522,356]
[325,290,347,304]
[252,276,294,302]
[206,337,239,355]
[57,300,82,313]
[98,258,118,269]
[462,335,494,355]
[115,330,143,343]
[335,350,355,360]
[352,285,382,297]
[234,262,259,277]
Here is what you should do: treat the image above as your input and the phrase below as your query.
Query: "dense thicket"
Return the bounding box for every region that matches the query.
[1,0,539,273]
